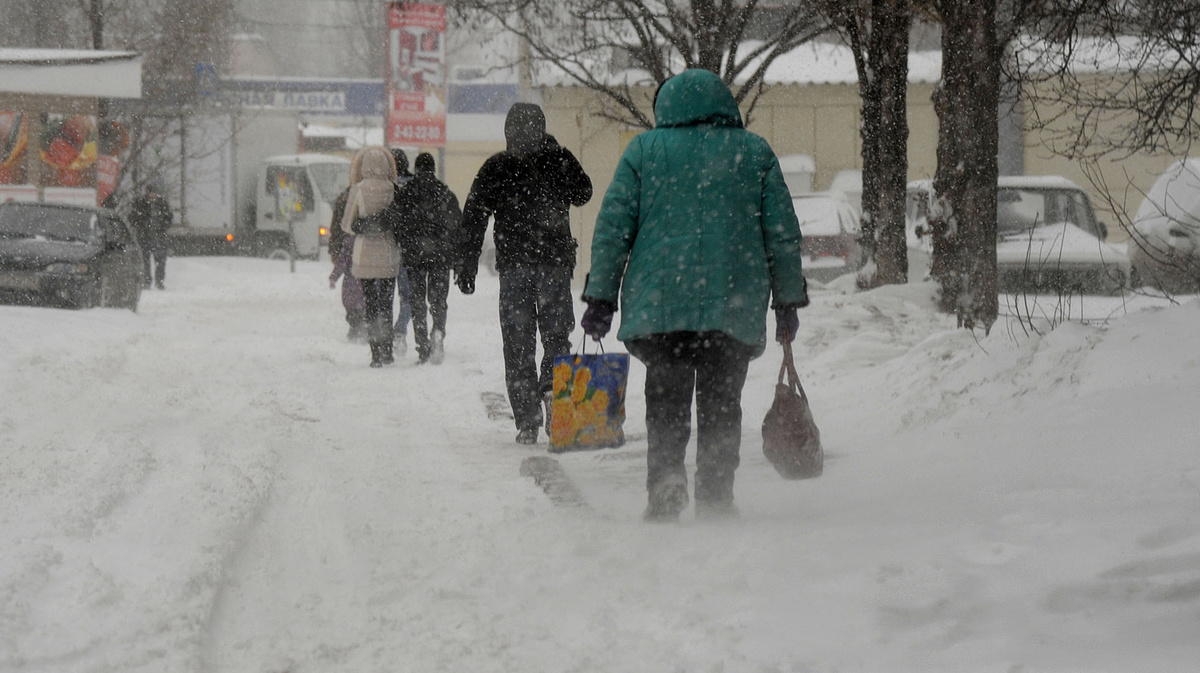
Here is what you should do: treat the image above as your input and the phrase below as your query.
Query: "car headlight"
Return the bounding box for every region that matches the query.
[45,262,89,274]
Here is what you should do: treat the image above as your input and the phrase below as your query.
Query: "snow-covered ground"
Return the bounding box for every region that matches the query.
[2,257,1198,672]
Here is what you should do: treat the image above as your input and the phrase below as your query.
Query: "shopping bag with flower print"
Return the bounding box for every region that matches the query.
[548,349,629,453]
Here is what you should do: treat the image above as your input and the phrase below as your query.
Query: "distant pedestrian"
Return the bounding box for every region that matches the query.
[329,230,366,342]
[581,69,809,521]
[396,152,462,364]
[328,186,366,341]
[340,146,403,367]
[129,180,172,289]
[458,103,593,444]
[391,147,415,357]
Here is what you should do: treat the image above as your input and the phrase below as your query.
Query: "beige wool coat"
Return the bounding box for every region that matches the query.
[341,146,402,279]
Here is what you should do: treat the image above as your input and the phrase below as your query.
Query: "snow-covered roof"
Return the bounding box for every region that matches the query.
[761,41,941,86]
[530,41,943,89]
[1012,35,1189,76]
[0,48,142,99]
[998,175,1084,191]
[529,34,1193,91]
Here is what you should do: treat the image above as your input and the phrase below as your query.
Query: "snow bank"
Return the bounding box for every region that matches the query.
[2,258,1198,672]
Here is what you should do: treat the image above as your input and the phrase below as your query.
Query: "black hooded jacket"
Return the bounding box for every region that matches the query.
[459,105,593,271]
[395,167,462,269]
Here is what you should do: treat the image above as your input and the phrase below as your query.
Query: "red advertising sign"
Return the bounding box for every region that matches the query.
[386,2,446,147]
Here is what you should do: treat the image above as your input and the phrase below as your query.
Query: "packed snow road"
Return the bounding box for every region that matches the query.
[2,257,1199,672]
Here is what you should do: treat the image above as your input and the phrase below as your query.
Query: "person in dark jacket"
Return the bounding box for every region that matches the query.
[458,103,593,444]
[328,186,366,340]
[390,148,415,356]
[396,152,462,364]
[129,180,172,289]
[581,69,809,521]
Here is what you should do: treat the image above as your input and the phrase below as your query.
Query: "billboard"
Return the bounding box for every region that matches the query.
[386,2,446,147]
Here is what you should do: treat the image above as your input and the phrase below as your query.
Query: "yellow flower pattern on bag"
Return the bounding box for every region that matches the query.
[548,353,629,452]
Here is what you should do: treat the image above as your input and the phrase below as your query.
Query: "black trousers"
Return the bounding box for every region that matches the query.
[498,266,574,431]
[406,265,450,358]
[141,239,167,286]
[361,277,396,350]
[628,332,754,504]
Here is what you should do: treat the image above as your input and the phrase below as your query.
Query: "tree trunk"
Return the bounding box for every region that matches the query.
[930,0,1000,332]
[872,0,911,286]
[854,0,910,290]
[856,24,881,286]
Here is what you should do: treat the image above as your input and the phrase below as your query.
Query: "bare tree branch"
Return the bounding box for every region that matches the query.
[449,0,830,129]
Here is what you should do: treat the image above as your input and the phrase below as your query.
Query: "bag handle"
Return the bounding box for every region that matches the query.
[577,336,607,356]
[777,340,809,401]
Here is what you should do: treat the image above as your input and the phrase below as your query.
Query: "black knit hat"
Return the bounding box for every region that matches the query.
[390,147,411,177]
[414,152,435,175]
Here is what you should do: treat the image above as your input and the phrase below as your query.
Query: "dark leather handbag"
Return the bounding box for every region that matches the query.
[762,340,823,479]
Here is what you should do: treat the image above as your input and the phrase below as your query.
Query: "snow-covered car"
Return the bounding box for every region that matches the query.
[0,202,142,310]
[792,191,862,283]
[906,176,1130,295]
[1128,158,1200,293]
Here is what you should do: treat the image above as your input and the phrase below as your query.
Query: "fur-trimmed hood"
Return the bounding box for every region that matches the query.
[341,146,398,233]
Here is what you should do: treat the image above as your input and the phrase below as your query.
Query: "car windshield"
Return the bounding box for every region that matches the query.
[997,187,1093,236]
[792,196,850,236]
[307,163,350,203]
[0,204,96,242]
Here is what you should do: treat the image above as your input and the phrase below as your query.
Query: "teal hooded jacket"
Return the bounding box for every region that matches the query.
[583,69,808,357]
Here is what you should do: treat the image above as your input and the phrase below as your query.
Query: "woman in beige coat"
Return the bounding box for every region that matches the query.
[341,146,403,367]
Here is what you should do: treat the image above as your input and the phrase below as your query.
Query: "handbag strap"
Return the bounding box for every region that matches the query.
[778,340,809,401]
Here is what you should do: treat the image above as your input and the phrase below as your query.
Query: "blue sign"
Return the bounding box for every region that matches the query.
[219,78,384,117]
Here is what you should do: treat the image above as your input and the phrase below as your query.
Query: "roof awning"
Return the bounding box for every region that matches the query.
[0,49,142,99]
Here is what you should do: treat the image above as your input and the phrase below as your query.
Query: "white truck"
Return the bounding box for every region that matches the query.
[165,112,350,259]
[252,153,350,260]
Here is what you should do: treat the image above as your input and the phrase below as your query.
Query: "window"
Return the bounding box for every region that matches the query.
[265,167,315,213]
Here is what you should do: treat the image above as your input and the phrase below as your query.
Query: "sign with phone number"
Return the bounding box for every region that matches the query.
[388,121,444,144]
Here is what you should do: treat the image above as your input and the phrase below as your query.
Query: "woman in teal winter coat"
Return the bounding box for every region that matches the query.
[581,69,809,521]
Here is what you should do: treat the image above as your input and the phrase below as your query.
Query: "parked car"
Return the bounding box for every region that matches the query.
[906,176,1130,295]
[0,202,142,310]
[792,191,863,283]
[1128,158,1200,293]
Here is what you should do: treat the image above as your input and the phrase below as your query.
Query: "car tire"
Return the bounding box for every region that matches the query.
[98,274,117,308]
[1107,271,1128,296]
[1129,266,1143,291]
[75,279,99,309]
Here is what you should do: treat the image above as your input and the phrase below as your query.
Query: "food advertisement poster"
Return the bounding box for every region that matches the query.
[39,113,98,188]
[0,111,30,185]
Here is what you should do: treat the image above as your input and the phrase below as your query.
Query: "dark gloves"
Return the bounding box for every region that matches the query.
[775,308,799,344]
[455,268,476,295]
[580,300,616,341]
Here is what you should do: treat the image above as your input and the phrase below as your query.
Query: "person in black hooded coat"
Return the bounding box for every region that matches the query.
[458,103,593,444]
[396,152,462,364]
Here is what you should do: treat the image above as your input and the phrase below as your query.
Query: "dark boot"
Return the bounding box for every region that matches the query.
[369,341,385,367]
[643,472,689,522]
[379,337,394,365]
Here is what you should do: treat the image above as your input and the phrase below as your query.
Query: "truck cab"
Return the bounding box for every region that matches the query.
[251,154,350,259]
